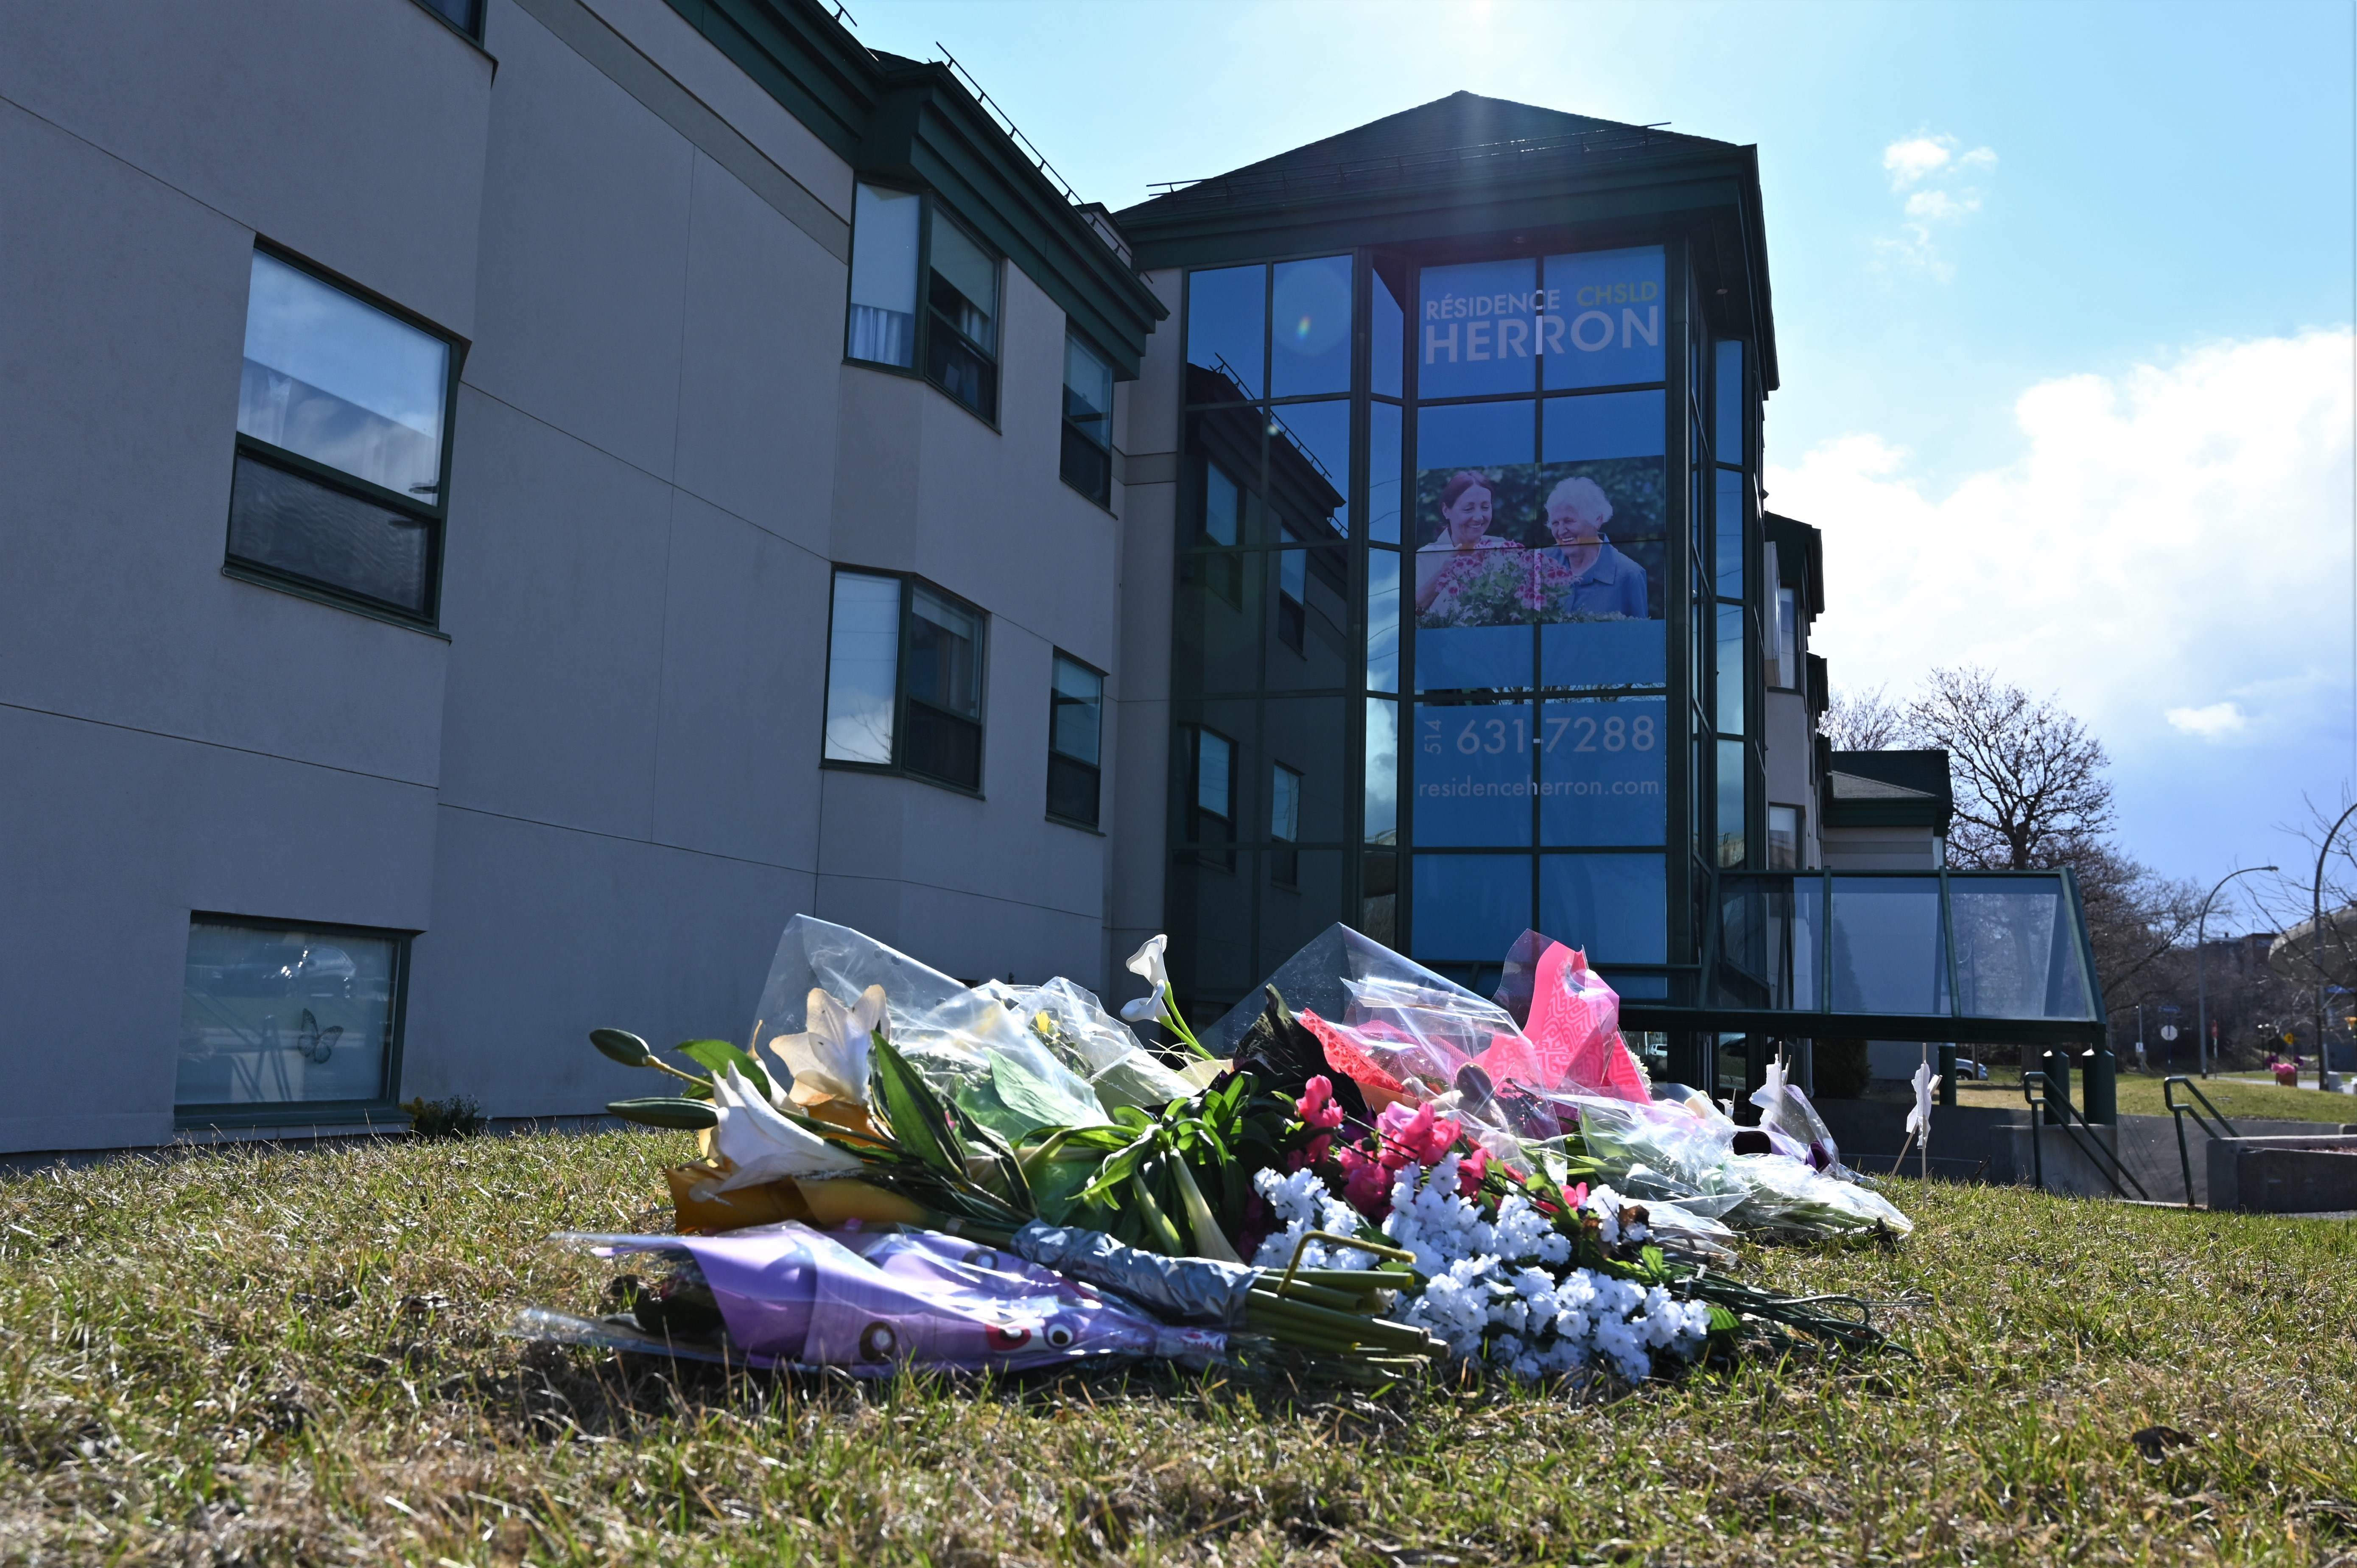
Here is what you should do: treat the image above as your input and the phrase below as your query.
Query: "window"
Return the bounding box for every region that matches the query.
[1768,804,1801,870]
[1047,654,1103,827]
[1061,334,1114,505]
[177,914,404,1112]
[230,249,456,620]
[822,570,989,791]
[1773,585,1799,689]
[926,214,999,420]
[1271,763,1303,887]
[1184,725,1236,863]
[846,184,1002,422]
[847,184,920,367]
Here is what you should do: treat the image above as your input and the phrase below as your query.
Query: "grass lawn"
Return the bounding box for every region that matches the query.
[1954,1070,2357,1126]
[3,1130,2354,1566]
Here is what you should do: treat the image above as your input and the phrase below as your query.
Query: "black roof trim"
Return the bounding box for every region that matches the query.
[659,0,1165,374]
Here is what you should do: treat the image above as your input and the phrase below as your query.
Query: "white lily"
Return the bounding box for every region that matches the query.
[707,1065,866,1193]
[1119,934,1211,1058]
[768,984,886,1106]
[1118,935,1172,1024]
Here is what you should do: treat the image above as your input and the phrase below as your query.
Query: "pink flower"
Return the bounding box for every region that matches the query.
[1295,1075,1346,1132]
[1376,1101,1462,1168]
[1286,1132,1333,1172]
[1336,1144,1393,1220]
[1457,1144,1490,1196]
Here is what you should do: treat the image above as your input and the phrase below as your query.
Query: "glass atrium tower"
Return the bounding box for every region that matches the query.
[1120,98,1774,1023]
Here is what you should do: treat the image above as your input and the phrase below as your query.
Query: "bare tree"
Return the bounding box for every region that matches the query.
[1817,684,1908,751]
[1903,666,2115,870]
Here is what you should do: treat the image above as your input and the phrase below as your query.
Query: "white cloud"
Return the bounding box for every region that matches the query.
[1772,330,2355,775]
[1882,136,1953,189]
[2165,702,2250,741]
[1876,132,1996,279]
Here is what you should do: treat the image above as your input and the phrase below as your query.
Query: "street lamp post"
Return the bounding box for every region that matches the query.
[2196,865,2277,1080]
[2309,802,2357,1092]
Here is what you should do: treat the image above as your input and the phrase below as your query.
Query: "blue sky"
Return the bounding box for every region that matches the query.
[847,0,2354,915]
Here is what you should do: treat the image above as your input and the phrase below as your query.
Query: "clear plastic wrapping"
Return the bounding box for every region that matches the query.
[747,916,1186,1140]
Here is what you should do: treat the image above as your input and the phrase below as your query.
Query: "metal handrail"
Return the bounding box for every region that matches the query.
[2021,1071,2150,1201]
[2163,1076,2240,1210]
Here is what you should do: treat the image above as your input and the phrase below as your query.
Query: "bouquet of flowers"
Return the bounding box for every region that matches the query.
[534,920,1904,1385]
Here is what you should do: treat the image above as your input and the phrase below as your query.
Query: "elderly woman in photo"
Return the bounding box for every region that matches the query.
[1415,469,1521,617]
[1532,475,1648,619]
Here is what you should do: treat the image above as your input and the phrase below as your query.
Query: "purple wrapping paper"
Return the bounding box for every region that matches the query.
[583,1223,1229,1374]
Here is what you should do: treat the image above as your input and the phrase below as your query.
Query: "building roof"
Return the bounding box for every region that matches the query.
[1825,749,1954,833]
[1119,92,1735,218]
[1113,92,1778,387]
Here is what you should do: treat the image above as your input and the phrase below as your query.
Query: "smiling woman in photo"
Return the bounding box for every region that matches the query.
[1415,469,1521,618]
[1532,475,1647,620]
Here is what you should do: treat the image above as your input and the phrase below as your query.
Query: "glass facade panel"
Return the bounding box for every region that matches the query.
[1952,877,2097,1020]
[1412,853,1531,962]
[1714,468,1745,600]
[1767,804,1799,869]
[1540,246,1666,390]
[1540,619,1666,690]
[1715,603,1745,734]
[1171,547,1263,696]
[1538,855,1668,964]
[240,252,449,499]
[1262,696,1349,845]
[1361,850,1399,946]
[1714,339,1745,466]
[1828,877,1950,1015]
[846,184,919,366]
[823,572,900,764]
[1269,255,1353,397]
[1413,399,1535,692]
[1538,696,1668,845]
[1372,267,1405,398]
[1269,399,1350,538]
[1717,874,1820,1010]
[1263,850,1348,973]
[1369,401,1403,543]
[1367,548,1400,693]
[1416,257,1539,399]
[1716,736,1747,868]
[177,916,399,1106]
[1540,390,1666,461]
[1186,264,1264,401]
[1413,699,1536,847]
[1365,697,1398,843]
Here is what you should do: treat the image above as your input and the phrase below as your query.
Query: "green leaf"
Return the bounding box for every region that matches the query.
[677,1039,772,1101]
[607,1096,718,1130]
[986,1050,1101,1131]
[870,1031,968,1181]
[590,1029,653,1068]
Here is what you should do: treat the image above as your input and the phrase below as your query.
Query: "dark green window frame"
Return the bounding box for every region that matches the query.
[844,180,1003,428]
[173,911,415,1132]
[819,567,990,796]
[226,240,465,631]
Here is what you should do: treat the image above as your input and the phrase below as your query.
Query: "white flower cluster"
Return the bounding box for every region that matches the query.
[1250,1166,1379,1272]
[1256,1159,1710,1384]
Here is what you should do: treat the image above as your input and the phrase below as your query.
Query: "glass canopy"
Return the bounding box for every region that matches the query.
[1634,869,2105,1045]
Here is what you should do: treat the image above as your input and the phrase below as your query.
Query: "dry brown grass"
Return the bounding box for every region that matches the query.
[2,1128,2352,1565]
